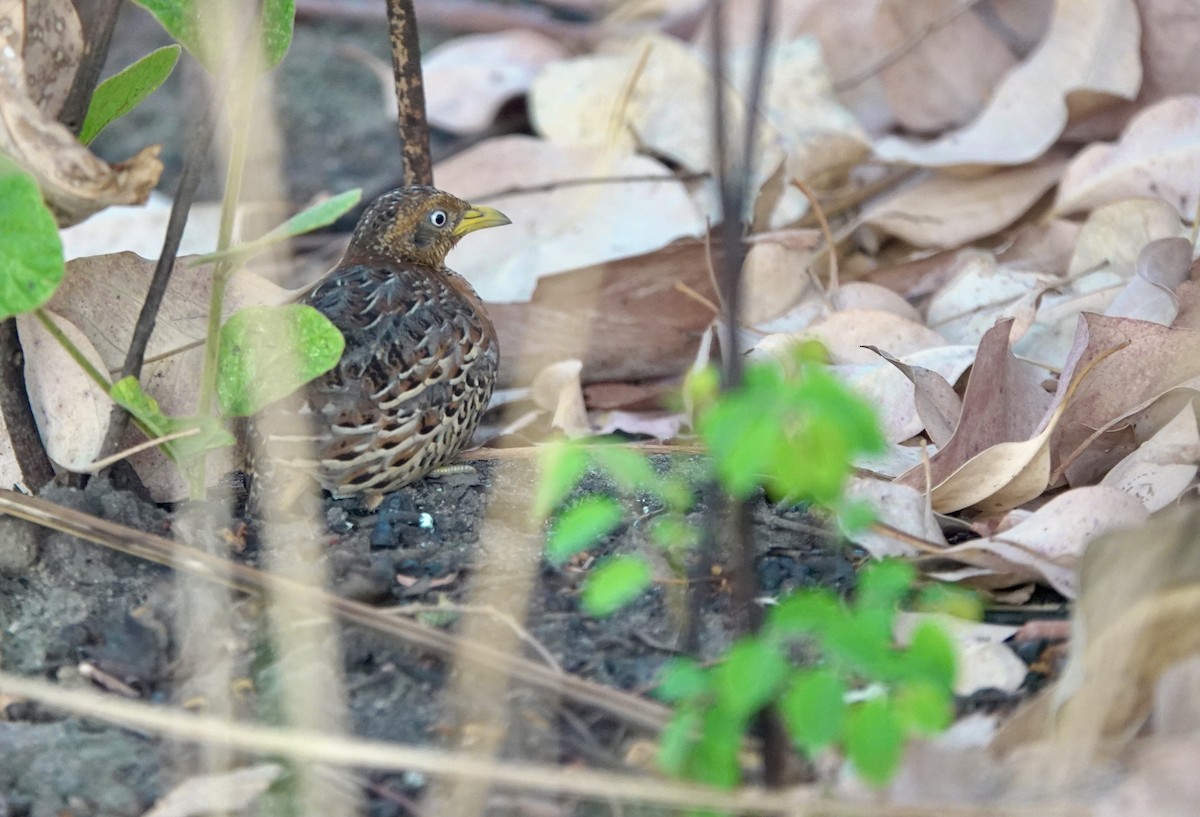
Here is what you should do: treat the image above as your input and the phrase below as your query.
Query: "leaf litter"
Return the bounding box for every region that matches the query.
[15,0,1200,809]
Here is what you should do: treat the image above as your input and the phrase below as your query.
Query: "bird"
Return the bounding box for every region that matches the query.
[257,185,509,510]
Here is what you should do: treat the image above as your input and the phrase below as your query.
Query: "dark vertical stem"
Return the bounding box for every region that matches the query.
[709,0,787,787]
[386,0,433,187]
[59,0,124,135]
[0,321,55,491]
[100,65,215,459]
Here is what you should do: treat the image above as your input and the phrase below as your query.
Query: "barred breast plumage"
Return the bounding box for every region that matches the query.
[266,186,508,502]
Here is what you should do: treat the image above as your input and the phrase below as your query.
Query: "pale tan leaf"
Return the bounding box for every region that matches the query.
[924,251,1056,345]
[829,282,922,323]
[861,159,1066,248]
[868,345,969,448]
[1066,197,1185,278]
[531,359,591,437]
[0,26,161,226]
[874,0,1140,166]
[143,764,283,817]
[841,477,941,558]
[433,135,706,302]
[16,310,109,471]
[894,612,1024,696]
[1104,236,1193,325]
[1100,400,1199,511]
[740,237,818,325]
[794,308,946,366]
[424,31,567,135]
[874,0,1019,133]
[931,485,1148,597]
[1056,96,1200,218]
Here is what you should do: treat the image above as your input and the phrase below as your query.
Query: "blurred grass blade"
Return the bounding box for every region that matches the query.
[132,0,295,68]
[191,189,362,266]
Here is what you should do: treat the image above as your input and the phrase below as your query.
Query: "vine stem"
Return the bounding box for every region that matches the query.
[33,309,112,395]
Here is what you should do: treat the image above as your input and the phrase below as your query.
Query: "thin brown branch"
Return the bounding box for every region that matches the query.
[0,320,54,490]
[386,0,433,187]
[58,0,124,135]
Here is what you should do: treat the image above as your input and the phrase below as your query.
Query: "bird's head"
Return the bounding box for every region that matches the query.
[345,186,511,269]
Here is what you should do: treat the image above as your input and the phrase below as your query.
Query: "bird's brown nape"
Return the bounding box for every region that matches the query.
[259,185,509,503]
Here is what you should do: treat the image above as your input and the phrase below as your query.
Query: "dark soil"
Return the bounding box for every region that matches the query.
[0,457,848,815]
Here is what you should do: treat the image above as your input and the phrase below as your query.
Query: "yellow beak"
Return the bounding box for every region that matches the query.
[454,204,511,237]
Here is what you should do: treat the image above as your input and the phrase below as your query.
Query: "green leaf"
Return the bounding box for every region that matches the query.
[917,584,983,621]
[216,304,344,417]
[766,590,840,638]
[689,705,745,788]
[835,498,876,535]
[656,658,711,703]
[581,555,652,616]
[110,376,235,462]
[648,514,695,551]
[903,620,958,690]
[658,704,703,777]
[0,163,63,320]
[79,45,181,144]
[132,0,294,68]
[712,638,788,720]
[590,443,659,494]
[533,440,588,520]
[779,668,846,754]
[192,189,362,266]
[546,496,623,565]
[855,559,915,615]
[845,697,904,786]
[893,680,953,735]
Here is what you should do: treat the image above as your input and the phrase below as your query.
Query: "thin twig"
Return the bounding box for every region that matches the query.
[79,428,202,474]
[58,0,124,135]
[791,177,840,297]
[386,0,433,187]
[0,320,53,490]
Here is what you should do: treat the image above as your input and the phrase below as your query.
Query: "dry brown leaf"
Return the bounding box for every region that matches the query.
[829,282,922,322]
[896,319,1054,509]
[843,345,974,444]
[0,413,25,491]
[17,0,83,118]
[39,253,289,500]
[424,31,567,135]
[1100,400,1199,511]
[15,310,110,471]
[434,135,706,302]
[861,159,1066,248]
[1104,236,1193,324]
[873,0,1019,133]
[874,0,1140,166]
[927,485,1149,597]
[1056,96,1200,218]
[0,15,161,225]
[487,237,719,387]
[1033,505,1200,781]
[1050,313,1200,486]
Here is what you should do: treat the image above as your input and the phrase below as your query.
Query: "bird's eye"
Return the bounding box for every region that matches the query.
[428,209,448,227]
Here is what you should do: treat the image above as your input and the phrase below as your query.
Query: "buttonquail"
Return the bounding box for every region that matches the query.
[262,186,509,507]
